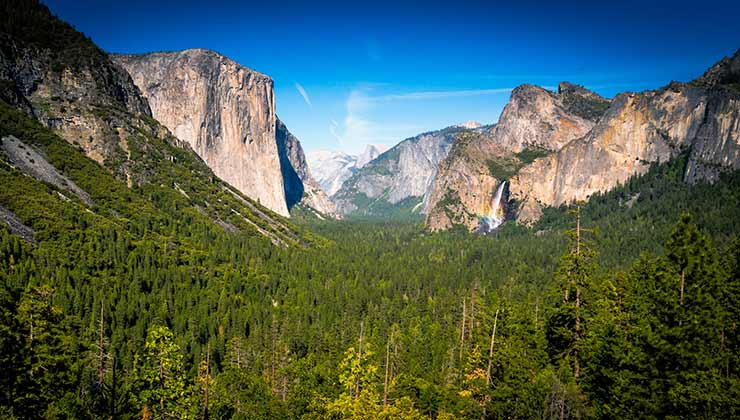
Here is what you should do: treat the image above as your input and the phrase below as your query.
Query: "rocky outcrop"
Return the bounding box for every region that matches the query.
[510,49,740,225]
[332,126,463,216]
[307,144,386,196]
[276,118,337,216]
[0,27,151,168]
[113,49,289,216]
[426,84,608,231]
[0,1,310,246]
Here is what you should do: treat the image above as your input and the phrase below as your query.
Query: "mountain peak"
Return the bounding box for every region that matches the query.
[557,81,610,121]
[356,144,388,167]
[695,48,740,88]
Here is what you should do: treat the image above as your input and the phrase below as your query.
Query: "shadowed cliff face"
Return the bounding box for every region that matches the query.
[275,118,337,217]
[426,84,608,231]
[510,49,740,225]
[113,49,290,216]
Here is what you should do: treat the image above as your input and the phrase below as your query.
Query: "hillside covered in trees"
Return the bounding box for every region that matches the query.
[2,1,740,419]
[2,97,740,418]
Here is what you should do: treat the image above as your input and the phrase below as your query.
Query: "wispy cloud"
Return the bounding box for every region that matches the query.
[370,87,516,102]
[295,82,312,107]
[329,86,516,153]
[329,89,426,152]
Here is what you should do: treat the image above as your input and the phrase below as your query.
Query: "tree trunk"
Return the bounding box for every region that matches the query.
[98,301,106,386]
[575,285,581,379]
[383,336,390,408]
[459,298,467,362]
[355,321,364,399]
[205,342,210,419]
[486,308,499,386]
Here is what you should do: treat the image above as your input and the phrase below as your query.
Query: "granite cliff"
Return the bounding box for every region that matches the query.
[426,83,609,230]
[332,125,467,217]
[510,49,740,224]
[276,118,337,217]
[113,50,290,215]
[307,144,386,196]
[0,1,311,245]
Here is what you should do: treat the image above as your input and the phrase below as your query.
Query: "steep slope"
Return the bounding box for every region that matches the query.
[276,118,337,217]
[0,0,315,246]
[307,144,386,196]
[426,83,609,231]
[510,49,740,224]
[112,49,289,216]
[332,125,464,217]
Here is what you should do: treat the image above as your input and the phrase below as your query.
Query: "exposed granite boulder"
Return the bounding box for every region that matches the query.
[113,49,289,216]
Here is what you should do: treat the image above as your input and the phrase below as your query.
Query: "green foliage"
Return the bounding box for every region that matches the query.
[343,193,424,221]
[130,325,196,419]
[0,0,107,70]
[560,91,611,121]
[485,157,520,180]
[515,147,551,164]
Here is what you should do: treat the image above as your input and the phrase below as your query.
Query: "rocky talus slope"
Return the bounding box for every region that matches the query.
[332,125,467,216]
[510,49,740,224]
[426,83,609,230]
[113,50,290,215]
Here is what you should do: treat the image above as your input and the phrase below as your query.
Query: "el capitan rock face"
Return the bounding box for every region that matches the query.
[0,1,311,246]
[425,83,608,231]
[113,49,289,216]
[510,50,740,224]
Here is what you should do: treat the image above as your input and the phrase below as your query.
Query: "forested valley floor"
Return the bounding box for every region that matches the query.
[2,104,740,419]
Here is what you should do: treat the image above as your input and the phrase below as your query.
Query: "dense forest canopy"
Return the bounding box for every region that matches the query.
[2,96,740,418]
[1,2,740,419]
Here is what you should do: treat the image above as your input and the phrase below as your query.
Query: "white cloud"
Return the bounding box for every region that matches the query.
[295,82,312,107]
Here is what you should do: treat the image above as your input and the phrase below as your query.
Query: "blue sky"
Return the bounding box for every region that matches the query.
[47,0,740,154]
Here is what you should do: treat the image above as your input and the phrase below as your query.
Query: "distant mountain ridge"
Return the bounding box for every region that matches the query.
[331,124,477,217]
[307,144,386,196]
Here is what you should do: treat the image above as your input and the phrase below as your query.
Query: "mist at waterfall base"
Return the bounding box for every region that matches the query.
[478,182,507,234]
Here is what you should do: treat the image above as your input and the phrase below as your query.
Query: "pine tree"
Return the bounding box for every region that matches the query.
[132,325,195,420]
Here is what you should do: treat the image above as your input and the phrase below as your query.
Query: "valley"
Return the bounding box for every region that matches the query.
[1,1,740,419]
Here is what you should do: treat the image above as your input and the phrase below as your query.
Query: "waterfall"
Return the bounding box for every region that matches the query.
[481,181,506,233]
